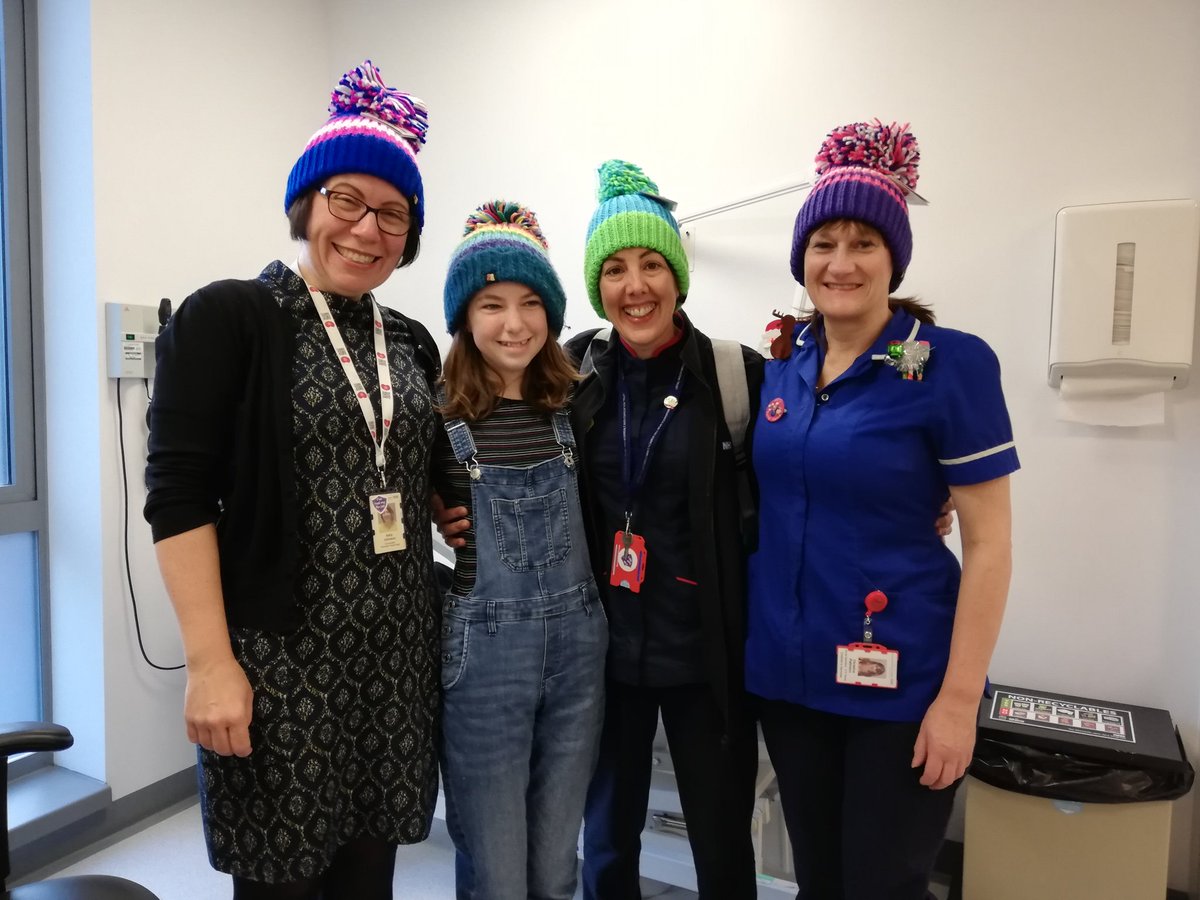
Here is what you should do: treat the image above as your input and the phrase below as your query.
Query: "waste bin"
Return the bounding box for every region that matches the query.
[962,684,1193,900]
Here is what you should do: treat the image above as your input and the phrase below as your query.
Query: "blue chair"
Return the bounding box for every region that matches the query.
[2,722,159,899]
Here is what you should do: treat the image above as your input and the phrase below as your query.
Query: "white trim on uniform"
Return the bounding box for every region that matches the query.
[938,441,1016,466]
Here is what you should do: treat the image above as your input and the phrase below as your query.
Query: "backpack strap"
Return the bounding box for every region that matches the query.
[709,339,756,549]
[578,327,612,377]
[710,339,749,462]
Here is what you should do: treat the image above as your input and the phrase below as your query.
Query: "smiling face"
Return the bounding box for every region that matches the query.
[297,173,411,298]
[803,220,894,328]
[598,247,680,359]
[466,281,549,397]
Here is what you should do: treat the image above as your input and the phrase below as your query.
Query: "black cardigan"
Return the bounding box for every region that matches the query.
[143,274,440,631]
[566,312,762,730]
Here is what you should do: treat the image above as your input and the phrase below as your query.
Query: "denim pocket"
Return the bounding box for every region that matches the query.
[490,488,572,572]
[441,616,470,691]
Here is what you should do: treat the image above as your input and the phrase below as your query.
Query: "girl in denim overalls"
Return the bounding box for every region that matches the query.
[434,201,607,900]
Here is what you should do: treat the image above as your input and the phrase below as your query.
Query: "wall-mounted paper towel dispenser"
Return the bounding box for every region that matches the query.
[1048,199,1200,391]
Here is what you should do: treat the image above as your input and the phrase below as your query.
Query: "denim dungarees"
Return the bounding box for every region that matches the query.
[439,405,608,900]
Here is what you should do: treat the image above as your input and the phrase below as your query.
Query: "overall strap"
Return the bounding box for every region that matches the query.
[549,406,577,469]
[435,385,478,465]
[550,406,576,449]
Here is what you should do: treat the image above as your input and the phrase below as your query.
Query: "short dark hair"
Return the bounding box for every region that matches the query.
[286,188,421,268]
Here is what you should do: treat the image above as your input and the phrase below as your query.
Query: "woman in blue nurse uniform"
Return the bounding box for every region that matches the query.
[747,120,1017,900]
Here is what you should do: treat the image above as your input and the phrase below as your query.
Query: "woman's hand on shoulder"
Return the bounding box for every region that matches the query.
[430,491,470,549]
[911,692,978,790]
[183,654,254,757]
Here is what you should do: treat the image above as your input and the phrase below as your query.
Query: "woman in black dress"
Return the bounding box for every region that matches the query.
[144,60,441,899]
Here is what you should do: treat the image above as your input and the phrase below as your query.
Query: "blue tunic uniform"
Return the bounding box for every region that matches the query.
[746,308,1019,722]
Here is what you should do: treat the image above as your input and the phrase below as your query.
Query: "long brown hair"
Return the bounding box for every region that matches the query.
[439,332,580,423]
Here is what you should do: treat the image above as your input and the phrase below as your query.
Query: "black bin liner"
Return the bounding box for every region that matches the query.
[971,734,1194,804]
[970,684,1195,805]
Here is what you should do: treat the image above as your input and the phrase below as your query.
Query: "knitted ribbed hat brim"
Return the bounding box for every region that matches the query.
[285,117,425,230]
[791,168,912,293]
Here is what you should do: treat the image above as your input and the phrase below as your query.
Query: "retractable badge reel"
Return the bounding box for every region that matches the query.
[836,590,898,689]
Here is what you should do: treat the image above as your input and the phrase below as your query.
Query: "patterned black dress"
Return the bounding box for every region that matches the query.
[199,261,440,883]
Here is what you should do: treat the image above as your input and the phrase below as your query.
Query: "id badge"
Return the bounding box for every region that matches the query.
[609,531,647,593]
[369,491,406,554]
[835,642,899,689]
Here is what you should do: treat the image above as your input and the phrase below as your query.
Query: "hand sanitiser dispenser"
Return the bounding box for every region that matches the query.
[1048,199,1200,426]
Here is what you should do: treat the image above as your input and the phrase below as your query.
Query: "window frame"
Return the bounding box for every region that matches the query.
[1,0,51,742]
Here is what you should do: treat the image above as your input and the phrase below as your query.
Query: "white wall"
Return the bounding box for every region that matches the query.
[39,0,328,794]
[40,0,1200,892]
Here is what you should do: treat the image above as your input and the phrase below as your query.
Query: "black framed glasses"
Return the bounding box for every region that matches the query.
[318,187,412,236]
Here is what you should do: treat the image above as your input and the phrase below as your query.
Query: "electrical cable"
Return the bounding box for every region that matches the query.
[116,376,184,671]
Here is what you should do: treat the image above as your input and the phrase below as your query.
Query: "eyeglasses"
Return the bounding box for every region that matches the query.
[318,187,412,236]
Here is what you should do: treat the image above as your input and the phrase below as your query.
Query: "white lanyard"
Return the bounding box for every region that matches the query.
[303,280,394,485]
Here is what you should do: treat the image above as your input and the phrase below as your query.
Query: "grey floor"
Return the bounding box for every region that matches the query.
[27,800,697,899]
[28,800,949,899]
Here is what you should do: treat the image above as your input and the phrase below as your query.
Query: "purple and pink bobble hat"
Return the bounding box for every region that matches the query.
[791,120,920,293]
[284,60,429,231]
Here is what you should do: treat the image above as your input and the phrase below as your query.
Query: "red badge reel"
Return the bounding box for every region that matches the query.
[836,589,898,689]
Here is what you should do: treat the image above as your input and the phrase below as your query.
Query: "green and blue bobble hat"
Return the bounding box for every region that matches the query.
[791,120,919,293]
[583,160,690,318]
[284,60,429,231]
[443,201,568,336]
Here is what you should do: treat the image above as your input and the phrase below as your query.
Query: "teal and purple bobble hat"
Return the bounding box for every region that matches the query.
[583,160,690,318]
[443,201,568,336]
[791,120,920,293]
[285,60,429,231]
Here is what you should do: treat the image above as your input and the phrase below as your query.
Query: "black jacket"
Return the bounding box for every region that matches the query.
[143,272,440,631]
[566,312,762,729]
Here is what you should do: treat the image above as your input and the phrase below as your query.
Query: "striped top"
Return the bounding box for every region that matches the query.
[433,399,566,595]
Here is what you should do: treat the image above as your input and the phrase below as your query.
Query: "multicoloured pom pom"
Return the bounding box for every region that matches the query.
[814,120,919,191]
[330,59,429,152]
[444,198,567,335]
[462,200,549,249]
[596,159,659,202]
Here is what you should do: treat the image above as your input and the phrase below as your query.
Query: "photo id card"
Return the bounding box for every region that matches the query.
[610,531,647,593]
[836,642,899,689]
[369,491,406,554]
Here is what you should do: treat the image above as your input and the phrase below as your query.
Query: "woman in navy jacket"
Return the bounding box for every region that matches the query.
[747,121,1017,899]
[569,161,763,900]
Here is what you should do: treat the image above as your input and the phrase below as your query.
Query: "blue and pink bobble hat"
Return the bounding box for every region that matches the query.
[443,201,568,336]
[284,60,429,231]
[791,120,920,293]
